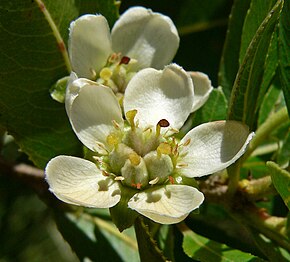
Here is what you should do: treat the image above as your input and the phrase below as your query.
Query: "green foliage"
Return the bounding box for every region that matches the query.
[1,0,290,261]
[227,0,283,130]
[278,1,290,114]
[267,161,290,210]
[180,223,260,262]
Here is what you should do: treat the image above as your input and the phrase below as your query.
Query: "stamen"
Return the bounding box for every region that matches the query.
[149,177,159,185]
[102,171,110,177]
[168,176,175,184]
[156,119,170,137]
[115,176,125,181]
[126,109,137,131]
[157,143,172,158]
[119,56,130,65]
[176,163,188,168]
[112,120,121,130]
[100,67,113,81]
[183,138,191,147]
[128,152,141,166]
[90,68,97,79]
[106,133,119,146]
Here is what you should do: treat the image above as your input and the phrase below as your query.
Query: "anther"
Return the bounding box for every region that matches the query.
[115,176,125,181]
[149,177,159,185]
[126,109,138,131]
[128,152,141,166]
[168,176,175,184]
[100,67,113,81]
[119,56,130,65]
[156,119,170,137]
[157,143,172,158]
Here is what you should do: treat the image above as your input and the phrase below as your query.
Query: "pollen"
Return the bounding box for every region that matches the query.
[100,67,113,81]
[128,152,141,166]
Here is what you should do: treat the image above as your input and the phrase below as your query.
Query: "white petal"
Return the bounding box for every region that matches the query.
[69,14,112,79]
[189,71,213,112]
[124,64,194,130]
[70,84,123,151]
[111,7,179,70]
[45,156,121,208]
[128,185,204,224]
[180,121,255,177]
[65,73,96,117]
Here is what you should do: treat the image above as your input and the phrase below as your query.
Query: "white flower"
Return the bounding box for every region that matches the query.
[46,64,253,224]
[68,6,180,93]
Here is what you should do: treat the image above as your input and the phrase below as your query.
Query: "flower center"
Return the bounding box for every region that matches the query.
[96,53,137,94]
[95,110,191,190]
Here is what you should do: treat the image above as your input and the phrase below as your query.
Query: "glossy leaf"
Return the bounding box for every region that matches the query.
[218,0,251,99]
[227,0,283,130]
[180,87,228,136]
[278,1,290,114]
[179,223,259,262]
[55,211,139,262]
[0,0,119,168]
[267,161,290,210]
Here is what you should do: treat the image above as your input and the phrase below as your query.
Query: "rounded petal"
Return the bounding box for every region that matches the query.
[189,71,213,112]
[65,73,96,117]
[111,7,179,70]
[45,156,121,208]
[70,84,123,151]
[69,15,112,79]
[128,185,204,224]
[123,64,194,130]
[180,121,255,177]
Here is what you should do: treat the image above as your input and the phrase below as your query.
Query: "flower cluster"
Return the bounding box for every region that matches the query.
[45,7,254,225]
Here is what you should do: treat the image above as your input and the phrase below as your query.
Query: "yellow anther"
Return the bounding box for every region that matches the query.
[100,67,113,81]
[126,109,137,130]
[128,152,141,166]
[114,176,125,181]
[183,138,191,147]
[106,133,119,146]
[157,143,172,157]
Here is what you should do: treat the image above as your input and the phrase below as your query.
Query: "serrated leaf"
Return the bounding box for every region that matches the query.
[179,223,259,262]
[227,0,283,130]
[278,0,290,114]
[267,161,290,210]
[218,0,251,99]
[0,0,119,168]
[55,211,139,262]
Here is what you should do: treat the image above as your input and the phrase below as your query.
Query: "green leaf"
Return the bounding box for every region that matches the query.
[218,0,251,99]
[277,131,290,166]
[179,87,228,136]
[75,0,119,28]
[134,217,168,262]
[55,211,139,262]
[178,223,259,262]
[258,79,282,126]
[239,0,277,62]
[0,0,119,168]
[227,0,283,130]
[278,0,290,114]
[267,161,290,210]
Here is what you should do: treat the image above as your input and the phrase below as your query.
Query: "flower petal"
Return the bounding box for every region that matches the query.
[69,14,112,79]
[111,7,179,70]
[189,71,213,112]
[179,121,254,177]
[123,64,194,130]
[128,185,204,224]
[70,84,123,151]
[65,73,96,117]
[45,156,121,208]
